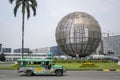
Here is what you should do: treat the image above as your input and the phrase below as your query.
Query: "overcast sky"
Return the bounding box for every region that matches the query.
[0,0,120,49]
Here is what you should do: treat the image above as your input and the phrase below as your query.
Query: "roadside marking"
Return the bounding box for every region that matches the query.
[116,69,120,72]
[103,69,109,72]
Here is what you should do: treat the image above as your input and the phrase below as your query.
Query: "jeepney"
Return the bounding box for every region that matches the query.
[17,58,66,76]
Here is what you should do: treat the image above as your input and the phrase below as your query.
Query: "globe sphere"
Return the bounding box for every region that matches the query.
[55,12,101,57]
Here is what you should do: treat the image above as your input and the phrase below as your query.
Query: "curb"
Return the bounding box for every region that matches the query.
[67,69,120,72]
[97,69,120,72]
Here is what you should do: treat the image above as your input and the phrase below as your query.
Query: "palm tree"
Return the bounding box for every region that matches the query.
[9,0,37,59]
[107,50,114,55]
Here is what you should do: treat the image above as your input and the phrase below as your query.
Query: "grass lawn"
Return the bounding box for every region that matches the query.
[56,62,120,70]
[0,62,120,70]
[0,65,17,70]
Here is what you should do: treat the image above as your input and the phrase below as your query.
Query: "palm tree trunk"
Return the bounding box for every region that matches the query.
[22,12,25,59]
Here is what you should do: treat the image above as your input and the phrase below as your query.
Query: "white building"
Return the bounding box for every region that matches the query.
[31,47,50,53]
[4,53,48,62]
[103,35,120,56]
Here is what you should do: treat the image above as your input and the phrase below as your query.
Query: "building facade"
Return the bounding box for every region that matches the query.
[50,46,65,55]
[103,35,120,56]
[31,46,65,56]
[13,48,30,53]
[31,47,50,53]
[2,48,12,53]
[4,46,65,61]
[5,53,48,61]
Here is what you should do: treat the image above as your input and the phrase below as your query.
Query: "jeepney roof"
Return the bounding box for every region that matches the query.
[17,58,53,62]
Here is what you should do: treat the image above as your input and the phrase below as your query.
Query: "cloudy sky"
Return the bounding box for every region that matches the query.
[0,0,120,50]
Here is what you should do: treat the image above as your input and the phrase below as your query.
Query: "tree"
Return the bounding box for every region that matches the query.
[0,53,6,61]
[98,50,104,55]
[9,0,37,58]
[107,51,114,55]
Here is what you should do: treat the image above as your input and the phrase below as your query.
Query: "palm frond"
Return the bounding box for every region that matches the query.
[10,0,37,18]
[31,0,37,7]
[26,2,30,19]
[16,0,23,4]
[9,0,14,4]
[30,5,36,16]
[14,2,21,16]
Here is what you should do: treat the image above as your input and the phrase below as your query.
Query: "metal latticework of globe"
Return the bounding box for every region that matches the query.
[55,12,101,58]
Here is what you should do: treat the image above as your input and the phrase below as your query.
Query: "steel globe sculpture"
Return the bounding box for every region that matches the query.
[55,12,101,58]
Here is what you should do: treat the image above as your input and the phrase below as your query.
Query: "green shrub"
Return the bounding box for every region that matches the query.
[53,60,111,63]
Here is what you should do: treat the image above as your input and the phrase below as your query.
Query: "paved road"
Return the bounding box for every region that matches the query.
[0,70,120,80]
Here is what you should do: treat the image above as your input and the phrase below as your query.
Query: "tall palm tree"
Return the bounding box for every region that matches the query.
[9,0,37,59]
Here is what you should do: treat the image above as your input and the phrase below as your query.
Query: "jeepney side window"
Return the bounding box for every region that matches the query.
[21,61,23,65]
[25,61,32,66]
[20,61,26,66]
[23,61,26,65]
[41,62,45,67]
[26,61,31,65]
[33,62,42,66]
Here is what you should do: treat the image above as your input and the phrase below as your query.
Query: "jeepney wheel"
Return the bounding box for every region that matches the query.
[55,69,63,76]
[26,70,33,76]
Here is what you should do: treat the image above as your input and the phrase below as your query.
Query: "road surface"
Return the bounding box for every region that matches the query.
[0,70,120,80]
